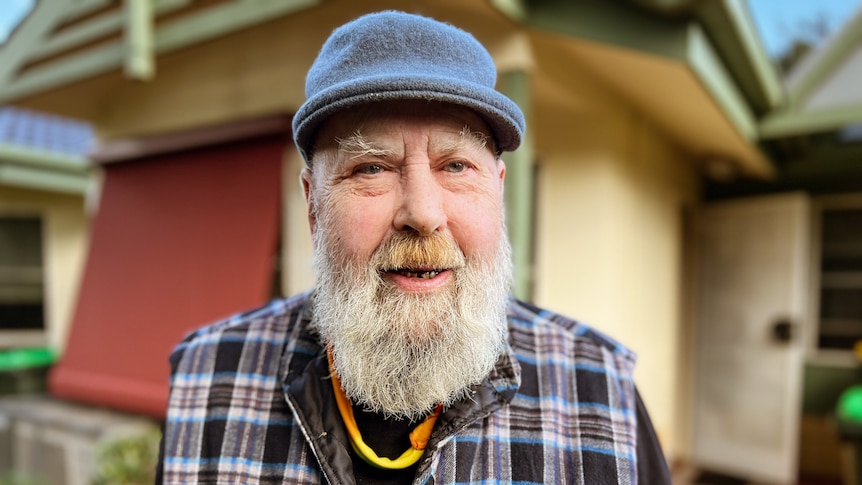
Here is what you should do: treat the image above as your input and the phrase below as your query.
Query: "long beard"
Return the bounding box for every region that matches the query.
[311,227,513,420]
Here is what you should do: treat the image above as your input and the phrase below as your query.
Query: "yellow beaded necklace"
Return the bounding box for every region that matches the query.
[327,350,441,469]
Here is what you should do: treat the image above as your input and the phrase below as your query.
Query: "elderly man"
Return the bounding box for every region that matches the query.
[159,10,671,485]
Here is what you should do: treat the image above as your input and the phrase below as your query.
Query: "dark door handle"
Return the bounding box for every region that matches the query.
[772,318,795,343]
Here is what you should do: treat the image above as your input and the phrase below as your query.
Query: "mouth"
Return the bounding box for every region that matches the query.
[385,267,447,279]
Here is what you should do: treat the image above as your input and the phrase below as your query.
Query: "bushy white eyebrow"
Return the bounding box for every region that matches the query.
[336,131,393,158]
[334,125,493,168]
[436,125,489,154]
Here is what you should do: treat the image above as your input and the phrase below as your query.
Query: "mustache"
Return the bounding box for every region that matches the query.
[370,232,466,271]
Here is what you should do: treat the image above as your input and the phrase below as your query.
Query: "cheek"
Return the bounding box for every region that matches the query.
[446,194,504,258]
[319,193,393,260]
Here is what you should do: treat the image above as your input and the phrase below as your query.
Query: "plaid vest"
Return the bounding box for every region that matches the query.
[162,293,639,484]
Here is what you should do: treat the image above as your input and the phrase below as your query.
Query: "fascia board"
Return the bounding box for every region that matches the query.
[0,164,90,195]
[0,144,91,173]
[759,104,862,139]
[524,0,690,61]
[524,0,761,143]
[686,23,758,142]
[700,0,784,111]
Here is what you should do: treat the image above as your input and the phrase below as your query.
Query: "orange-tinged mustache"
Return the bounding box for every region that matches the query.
[372,232,466,272]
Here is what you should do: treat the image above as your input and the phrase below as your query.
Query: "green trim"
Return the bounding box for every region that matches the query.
[760,104,862,139]
[0,164,90,195]
[154,0,319,53]
[694,0,784,112]
[525,0,784,115]
[0,0,320,103]
[499,71,534,301]
[0,143,90,173]
[36,0,189,59]
[0,43,125,103]
[525,0,767,172]
[525,0,689,60]
[720,0,783,108]
[66,0,115,18]
[125,0,155,81]
[687,23,758,141]
[36,8,123,59]
[788,13,862,108]
[0,1,70,85]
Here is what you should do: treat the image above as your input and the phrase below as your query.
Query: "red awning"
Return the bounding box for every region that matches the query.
[50,134,285,418]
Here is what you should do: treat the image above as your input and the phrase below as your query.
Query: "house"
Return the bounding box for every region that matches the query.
[0,106,92,354]
[0,0,859,483]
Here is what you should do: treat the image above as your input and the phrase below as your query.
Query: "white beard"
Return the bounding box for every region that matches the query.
[311,226,513,421]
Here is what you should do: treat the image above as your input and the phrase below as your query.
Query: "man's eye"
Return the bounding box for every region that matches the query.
[356,164,384,175]
[445,161,467,173]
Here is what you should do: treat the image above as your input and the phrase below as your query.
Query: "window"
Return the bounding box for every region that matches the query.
[0,217,44,333]
[814,196,862,354]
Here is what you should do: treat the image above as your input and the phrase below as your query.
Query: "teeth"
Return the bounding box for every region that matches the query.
[397,269,441,279]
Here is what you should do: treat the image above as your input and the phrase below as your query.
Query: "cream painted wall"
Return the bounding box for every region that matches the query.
[283,149,316,295]
[0,186,89,352]
[530,40,699,459]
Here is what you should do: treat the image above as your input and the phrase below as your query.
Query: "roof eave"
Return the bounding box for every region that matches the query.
[0,143,91,195]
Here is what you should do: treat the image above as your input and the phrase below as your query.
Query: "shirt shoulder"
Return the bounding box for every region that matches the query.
[506,297,637,370]
[168,291,314,374]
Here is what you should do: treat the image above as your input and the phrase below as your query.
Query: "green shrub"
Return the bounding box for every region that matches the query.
[91,427,161,485]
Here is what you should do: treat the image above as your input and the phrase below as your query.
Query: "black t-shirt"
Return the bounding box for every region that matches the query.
[348,389,672,485]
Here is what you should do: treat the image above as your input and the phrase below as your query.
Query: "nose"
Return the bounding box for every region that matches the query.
[393,165,447,236]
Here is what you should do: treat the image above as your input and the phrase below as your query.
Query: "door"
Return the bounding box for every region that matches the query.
[692,192,809,484]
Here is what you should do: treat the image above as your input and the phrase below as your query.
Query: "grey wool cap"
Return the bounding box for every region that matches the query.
[292,10,526,164]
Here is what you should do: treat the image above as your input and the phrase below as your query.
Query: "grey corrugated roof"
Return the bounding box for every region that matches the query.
[0,107,94,157]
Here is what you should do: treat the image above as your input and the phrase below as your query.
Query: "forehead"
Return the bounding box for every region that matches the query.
[313,101,494,153]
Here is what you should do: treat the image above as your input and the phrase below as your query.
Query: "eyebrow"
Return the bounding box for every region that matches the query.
[337,125,490,160]
[435,125,490,154]
[336,131,393,158]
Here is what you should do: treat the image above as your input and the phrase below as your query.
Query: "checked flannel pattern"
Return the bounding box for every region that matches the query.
[160,292,643,484]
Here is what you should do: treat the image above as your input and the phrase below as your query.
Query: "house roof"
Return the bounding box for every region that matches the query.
[0,0,782,179]
[760,7,862,139]
[0,107,94,195]
[708,5,862,197]
[0,107,94,156]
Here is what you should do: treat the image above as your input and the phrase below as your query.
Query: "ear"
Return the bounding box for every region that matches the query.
[300,168,318,243]
[497,159,506,194]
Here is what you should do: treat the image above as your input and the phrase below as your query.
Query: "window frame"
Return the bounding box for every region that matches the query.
[808,192,862,367]
[0,211,48,348]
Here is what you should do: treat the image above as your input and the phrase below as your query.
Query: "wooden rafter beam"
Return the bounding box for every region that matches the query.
[0,2,71,86]
[0,0,320,104]
[125,0,155,81]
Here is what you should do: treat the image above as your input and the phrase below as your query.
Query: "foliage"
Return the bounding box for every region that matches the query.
[91,427,161,485]
[0,473,48,485]
[775,11,832,75]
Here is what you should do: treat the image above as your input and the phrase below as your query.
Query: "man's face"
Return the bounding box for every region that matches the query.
[302,101,512,419]
[304,101,507,283]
